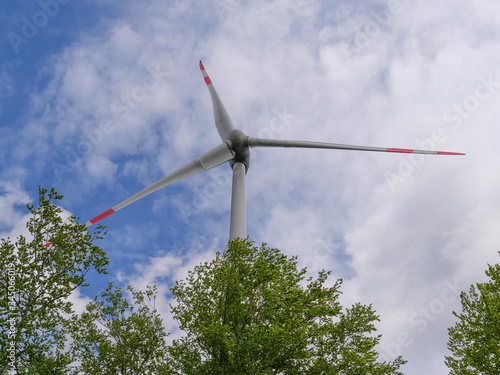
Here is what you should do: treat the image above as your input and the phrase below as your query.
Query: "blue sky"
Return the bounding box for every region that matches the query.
[2,1,500,373]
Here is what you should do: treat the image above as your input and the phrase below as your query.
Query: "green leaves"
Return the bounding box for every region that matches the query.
[70,283,170,375]
[446,252,500,374]
[0,187,108,375]
[169,239,405,374]
[1,188,408,374]
[1,187,171,374]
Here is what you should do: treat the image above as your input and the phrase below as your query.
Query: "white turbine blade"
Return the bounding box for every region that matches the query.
[84,142,235,227]
[200,61,236,140]
[248,137,465,155]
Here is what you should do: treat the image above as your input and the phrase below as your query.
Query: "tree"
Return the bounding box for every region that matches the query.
[169,239,406,374]
[70,282,171,374]
[0,187,108,375]
[1,188,407,374]
[445,252,500,374]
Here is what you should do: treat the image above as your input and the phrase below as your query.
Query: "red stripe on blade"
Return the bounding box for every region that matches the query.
[204,76,212,85]
[90,208,115,224]
[387,148,414,153]
[437,151,466,155]
[199,61,205,70]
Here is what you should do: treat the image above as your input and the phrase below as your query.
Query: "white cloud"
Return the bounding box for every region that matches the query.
[0,180,31,238]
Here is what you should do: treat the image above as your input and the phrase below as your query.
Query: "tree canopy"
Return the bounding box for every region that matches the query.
[169,239,406,374]
[1,187,406,374]
[70,282,170,374]
[0,187,108,374]
[446,252,500,374]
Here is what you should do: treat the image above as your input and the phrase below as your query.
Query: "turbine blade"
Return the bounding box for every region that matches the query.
[199,61,236,140]
[247,137,465,155]
[84,142,235,227]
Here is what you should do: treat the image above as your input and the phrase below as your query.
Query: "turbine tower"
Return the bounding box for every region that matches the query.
[46,61,464,246]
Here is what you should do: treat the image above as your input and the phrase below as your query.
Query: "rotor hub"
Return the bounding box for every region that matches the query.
[225,129,250,172]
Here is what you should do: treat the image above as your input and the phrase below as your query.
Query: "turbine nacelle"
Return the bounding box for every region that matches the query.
[225,129,250,172]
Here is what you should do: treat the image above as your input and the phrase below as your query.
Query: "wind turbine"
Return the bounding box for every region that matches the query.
[47,61,464,245]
